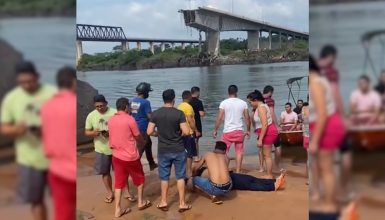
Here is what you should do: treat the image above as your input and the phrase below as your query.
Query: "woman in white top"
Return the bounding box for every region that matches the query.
[309,55,345,213]
[247,90,279,179]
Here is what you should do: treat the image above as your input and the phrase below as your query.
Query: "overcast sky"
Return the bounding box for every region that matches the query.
[77,0,309,54]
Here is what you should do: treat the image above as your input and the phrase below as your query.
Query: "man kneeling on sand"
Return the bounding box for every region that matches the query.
[192,141,233,204]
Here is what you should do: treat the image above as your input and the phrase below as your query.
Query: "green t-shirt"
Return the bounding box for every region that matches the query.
[0,85,56,170]
[85,107,117,155]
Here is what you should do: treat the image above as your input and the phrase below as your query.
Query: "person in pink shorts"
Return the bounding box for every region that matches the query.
[247,90,278,179]
[213,85,251,173]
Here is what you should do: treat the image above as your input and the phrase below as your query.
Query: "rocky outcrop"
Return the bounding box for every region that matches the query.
[77,80,98,144]
[0,40,22,147]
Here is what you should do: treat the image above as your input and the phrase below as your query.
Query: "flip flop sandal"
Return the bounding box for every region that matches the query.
[116,208,131,218]
[138,200,152,211]
[124,196,137,202]
[178,204,192,213]
[156,204,169,212]
[104,196,114,203]
[211,196,223,205]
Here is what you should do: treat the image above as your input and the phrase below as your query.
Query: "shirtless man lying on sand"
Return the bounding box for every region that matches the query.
[192,141,286,204]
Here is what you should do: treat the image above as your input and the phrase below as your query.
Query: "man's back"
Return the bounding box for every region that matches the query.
[131,97,151,132]
[151,107,185,154]
[219,98,247,133]
[205,152,230,184]
[190,97,204,131]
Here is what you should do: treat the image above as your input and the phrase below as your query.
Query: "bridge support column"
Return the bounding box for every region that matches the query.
[76,40,83,65]
[207,31,220,56]
[171,43,175,50]
[136,42,141,50]
[121,41,129,51]
[182,43,186,49]
[268,30,272,50]
[247,30,259,51]
[150,42,154,54]
[160,43,165,52]
[279,32,282,48]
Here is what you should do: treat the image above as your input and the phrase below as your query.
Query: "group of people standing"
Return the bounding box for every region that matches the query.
[85,82,288,217]
[1,61,77,220]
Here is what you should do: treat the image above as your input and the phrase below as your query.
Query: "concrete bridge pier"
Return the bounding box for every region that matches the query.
[171,43,175,50]
[279,32,282,48]
[149,42,154,54]
[137,42,141,50]
[206,31,220,56]
[76,40,83,64]
[121,41,129,51]
[268,30,272,50]
[160,43,165,52]
[247,30,260,51]
[182,43,186,49]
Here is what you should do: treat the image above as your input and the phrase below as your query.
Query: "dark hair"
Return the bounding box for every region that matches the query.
[297,99,304,103]
[320,45,337,58]
[214,141,227,152]
[247,90,265,103]
[303,102,309,106]
[263,85,274,94]
[309,55,320,73]
[228,85,238,95]
[15,61,38,76]
[182,90,192,100]
[56,66,76,89]
[285,102,292,107]
[191,86,200,94]
[359,74,370,83]
[162,89,175,103]
[93,94,107,103]
[116,97,129,111]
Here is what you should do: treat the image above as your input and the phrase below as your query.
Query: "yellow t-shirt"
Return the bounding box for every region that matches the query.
[1,85,57,170]
[177,102,195,135]
[85,107,117,155]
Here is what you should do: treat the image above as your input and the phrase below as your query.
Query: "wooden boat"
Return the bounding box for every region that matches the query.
[347,124,385,151]
[279,130,303,146]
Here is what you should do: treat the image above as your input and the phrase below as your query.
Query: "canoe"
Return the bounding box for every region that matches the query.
[279,130,303,146]
[347,125,385,151]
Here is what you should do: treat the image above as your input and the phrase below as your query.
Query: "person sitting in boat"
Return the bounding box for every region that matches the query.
[280,102,300,131]
[350,75,382,125]
[293,99,304,123]
[374,70,385,123]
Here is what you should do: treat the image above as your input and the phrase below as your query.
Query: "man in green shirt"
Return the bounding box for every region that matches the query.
[85,94,122,203]
[1,61,56,220]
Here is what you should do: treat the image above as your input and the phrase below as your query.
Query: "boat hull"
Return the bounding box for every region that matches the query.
[279,131,303,146]
[347,126,385,151]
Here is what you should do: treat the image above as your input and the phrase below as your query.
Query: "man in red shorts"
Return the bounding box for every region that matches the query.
[108,97,152,218]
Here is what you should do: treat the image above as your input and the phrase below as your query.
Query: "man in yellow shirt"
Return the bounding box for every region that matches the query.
[1,61,56,220]
[178,90,200,178]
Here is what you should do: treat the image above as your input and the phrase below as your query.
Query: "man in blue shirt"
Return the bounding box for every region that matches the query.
[131,82,158,170]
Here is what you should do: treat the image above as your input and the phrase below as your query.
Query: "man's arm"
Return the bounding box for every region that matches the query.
[147,122,156,136]
[180,122,190,136]
[243,108,251,136]
[187,115,198,133]
[1,123,27,138]
[213,108,225,138]
[199,101,205,117]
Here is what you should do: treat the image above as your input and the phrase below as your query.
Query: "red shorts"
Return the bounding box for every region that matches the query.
[303,136,309,149]
[112,156,145,189]
[221,130,245,155]
[48,172,76,220]
[309,113,345,151]
[256,124,279,145]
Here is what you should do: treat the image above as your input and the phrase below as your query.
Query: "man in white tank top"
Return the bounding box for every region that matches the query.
[213,85,251,173]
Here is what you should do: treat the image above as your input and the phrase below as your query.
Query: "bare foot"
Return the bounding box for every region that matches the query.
[115,208,131,218]
[211,196,223,205]
[275,169,286,191]
[178,203,192,213]
[258,168,265,173]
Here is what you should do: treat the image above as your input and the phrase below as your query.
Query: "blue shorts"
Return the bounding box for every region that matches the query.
[158,151,186,181]
[183,135,197,158]
[192,176,232,197]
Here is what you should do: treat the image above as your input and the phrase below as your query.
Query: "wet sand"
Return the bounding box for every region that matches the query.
[76,140,309,220]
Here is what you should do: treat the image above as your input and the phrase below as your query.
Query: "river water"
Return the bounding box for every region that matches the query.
[310,1,385,108]
[79,62,308,155]
[0,17,75,83]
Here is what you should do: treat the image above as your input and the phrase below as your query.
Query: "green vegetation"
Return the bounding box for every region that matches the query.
[78,39,309,71]
[0,0,75,17]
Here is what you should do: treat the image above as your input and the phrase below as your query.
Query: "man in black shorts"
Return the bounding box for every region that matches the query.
[189,86,205,161]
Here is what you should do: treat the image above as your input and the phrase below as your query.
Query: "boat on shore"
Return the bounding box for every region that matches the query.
[279,130,303,146]
[347,124,385,151]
